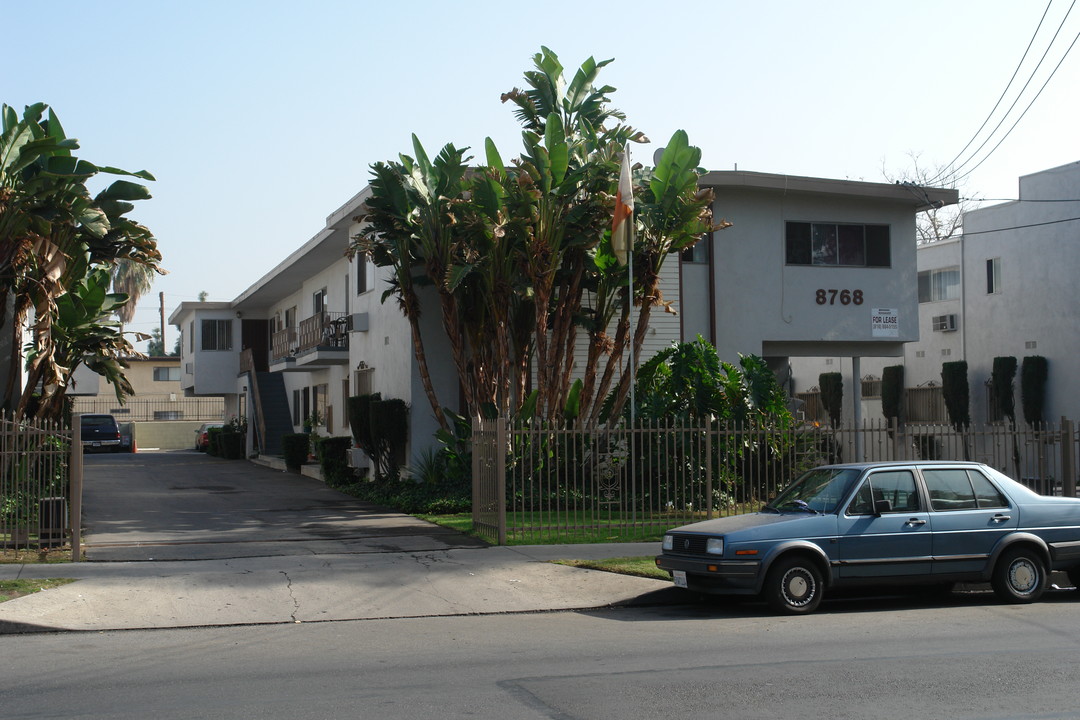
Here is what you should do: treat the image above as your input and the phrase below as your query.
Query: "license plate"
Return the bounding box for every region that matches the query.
[673,570,688,588]
[92,442,101,447]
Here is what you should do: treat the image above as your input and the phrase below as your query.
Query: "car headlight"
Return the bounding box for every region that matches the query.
[706,538,724,555]
[662,535,673,551]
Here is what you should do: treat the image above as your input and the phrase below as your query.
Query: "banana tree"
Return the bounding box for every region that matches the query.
[1,102,160,418]
[22,267,145,420]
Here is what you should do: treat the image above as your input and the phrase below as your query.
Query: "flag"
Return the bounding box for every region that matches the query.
[611,143,634,266]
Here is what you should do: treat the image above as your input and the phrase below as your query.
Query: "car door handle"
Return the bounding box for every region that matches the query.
[905,518,926,526]
[991,514,1012,523]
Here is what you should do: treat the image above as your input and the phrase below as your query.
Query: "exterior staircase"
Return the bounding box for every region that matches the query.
[252,371,293,456]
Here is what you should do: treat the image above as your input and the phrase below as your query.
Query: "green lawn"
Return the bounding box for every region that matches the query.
[553,556,669,581]
[0,578,75,603]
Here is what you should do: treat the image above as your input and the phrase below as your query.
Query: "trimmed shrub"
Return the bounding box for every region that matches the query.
[207,426,224,457]
[818,372,843,428]
[941,361,970,431]
[219,430,244,460]
[991,356,1018,424]
[371,398,409,476]
[318,436,354,488]
[282,433,310,472]
[881,365,904,426]
[1021,355,1049,427]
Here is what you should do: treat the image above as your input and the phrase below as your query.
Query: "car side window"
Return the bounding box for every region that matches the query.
[923,469,978,511]
[846,470,919,515]
[968,470,1008,508]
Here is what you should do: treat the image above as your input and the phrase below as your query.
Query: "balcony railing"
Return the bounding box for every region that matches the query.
[271,327,298,361]
[298,311,349,353]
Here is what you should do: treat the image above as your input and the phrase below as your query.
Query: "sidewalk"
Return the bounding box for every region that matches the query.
[0,542,674,634]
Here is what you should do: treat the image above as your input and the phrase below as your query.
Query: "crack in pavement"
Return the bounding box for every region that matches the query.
[280,570,300,622]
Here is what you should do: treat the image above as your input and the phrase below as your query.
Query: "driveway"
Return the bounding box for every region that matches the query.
[81,451,485,561]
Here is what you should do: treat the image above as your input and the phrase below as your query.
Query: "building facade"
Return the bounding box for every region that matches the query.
[790,160,1080,426]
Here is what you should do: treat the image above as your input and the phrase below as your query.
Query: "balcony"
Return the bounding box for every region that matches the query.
[295,311,349,368]
[269,327,299,372]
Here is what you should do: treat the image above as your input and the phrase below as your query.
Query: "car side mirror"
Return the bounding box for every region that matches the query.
[873,499,893,515]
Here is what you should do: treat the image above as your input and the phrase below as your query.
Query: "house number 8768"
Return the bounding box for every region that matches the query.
[815,289,863,306]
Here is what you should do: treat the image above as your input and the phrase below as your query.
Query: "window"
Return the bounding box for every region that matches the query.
[923,469,1006,510]
[313,288,327,315]
[846,470,919,515]
[153,366,181,382]
[201,319,233,351]
[987,257,1001,294]
[681,233,711,264]
[918,267,960,303]
[314,383,328,424]
[356,255,369,295]
[785,222,890,267]
[189,321,194,353]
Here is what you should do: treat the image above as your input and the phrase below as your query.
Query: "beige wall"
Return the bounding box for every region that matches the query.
[125,357,183,397]
[130,420,208,450]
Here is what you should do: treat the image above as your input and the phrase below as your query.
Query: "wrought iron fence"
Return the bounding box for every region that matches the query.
[1,413,83,558]
[70,397,224,422]
[472,417,1078,545]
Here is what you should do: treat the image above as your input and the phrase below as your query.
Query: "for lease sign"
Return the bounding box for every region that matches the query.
[872,307,899,337]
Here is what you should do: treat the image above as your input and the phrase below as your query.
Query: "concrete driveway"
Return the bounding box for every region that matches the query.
[81,451,485,561]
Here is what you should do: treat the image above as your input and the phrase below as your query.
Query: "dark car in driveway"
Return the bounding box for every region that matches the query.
[655,461,1080,614]
[80,414,122,452]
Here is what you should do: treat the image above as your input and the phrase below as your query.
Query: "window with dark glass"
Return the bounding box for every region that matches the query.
[200,319,232,351]
[681,233,711,264]
[153,366,180,381]
[785,222,890,267]
[846,470,918,515]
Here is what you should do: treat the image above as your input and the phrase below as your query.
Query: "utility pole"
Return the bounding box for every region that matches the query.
[159,292,166,356]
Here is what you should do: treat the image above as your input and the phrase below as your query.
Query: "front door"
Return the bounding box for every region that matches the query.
[837,469,933,578]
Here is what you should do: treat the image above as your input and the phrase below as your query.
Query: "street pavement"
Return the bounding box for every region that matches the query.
[0,452,675,634]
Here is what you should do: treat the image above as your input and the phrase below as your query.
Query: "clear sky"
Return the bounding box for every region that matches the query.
[7,0,1080,352]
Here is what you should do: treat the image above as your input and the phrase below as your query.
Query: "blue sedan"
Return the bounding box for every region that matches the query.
[655,461,1080,614]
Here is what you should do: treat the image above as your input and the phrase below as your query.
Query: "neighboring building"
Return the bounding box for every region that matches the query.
[172,170,954,465]
[70,355,224,423]
[791,160,1080,426]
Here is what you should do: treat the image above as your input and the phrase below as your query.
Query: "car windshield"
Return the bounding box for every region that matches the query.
[766,468,860,514]
[83,417,115,428]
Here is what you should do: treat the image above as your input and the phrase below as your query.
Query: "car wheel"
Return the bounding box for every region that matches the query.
[992,546,1046,603]
[764,556,823,614]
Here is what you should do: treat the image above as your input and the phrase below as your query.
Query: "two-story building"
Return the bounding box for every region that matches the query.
[790,160,1080,426]
[682,171,956,426]
[172,169,955,467]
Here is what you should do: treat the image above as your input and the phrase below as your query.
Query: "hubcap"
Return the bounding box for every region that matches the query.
[1010,559,1038,594]
[782,568,815,606]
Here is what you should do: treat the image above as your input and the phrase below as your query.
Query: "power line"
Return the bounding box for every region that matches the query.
[932,1,1079,186]
[929,0,1055,185]
[961,214,1080,236]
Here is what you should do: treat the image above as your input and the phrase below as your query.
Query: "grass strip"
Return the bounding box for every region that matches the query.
[552,555,669,581]
[0,578,76,603]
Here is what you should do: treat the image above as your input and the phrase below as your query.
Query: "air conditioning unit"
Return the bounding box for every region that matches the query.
[932,314,958,332]
[347,448,371,471]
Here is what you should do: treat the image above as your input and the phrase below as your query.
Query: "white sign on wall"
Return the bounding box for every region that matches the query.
[872,307,899,337]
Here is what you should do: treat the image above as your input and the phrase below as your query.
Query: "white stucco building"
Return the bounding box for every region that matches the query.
[171,169,954,466]
[790,160,1080,426]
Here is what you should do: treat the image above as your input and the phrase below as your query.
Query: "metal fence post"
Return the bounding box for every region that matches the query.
[705,419,713,520]
[1062,417,1075,498]
[69,414,83,561]
[496,417,507,546]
